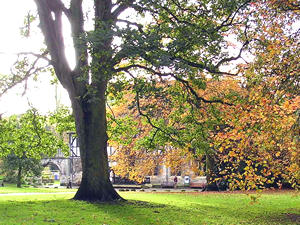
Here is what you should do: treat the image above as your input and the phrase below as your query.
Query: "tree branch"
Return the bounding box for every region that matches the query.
[106,102,121,126]
[215,40,250,68]
[95,0,113,21]
[216,0,251,31]
[34,0,73,90]
[69,0,89,96]
[171,75,233,106]
[17,51,51,64]
[0,53,50,98]
[116,19,144,33]
[134,83,184,146]
[112,0,134,20]
[118,64,233,107]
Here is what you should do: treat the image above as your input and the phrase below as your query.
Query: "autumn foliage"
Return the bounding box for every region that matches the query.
[58,0,300,190]
[106,0,300,189]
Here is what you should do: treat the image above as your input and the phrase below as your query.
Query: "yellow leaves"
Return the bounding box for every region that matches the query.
[228,151,236,157]
[219,146,224,153]
[282,100,291,110]
[206,2,299,191]
[283,96,300,112]
[291,151,298,157]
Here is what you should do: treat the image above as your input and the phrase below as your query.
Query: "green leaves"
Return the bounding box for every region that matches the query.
[0,153,43,186]
[0,109,68,159]
[20,11,37,38]
[48,106,75,137]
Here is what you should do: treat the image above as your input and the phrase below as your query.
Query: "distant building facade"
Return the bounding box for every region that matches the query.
[42,133,205,187]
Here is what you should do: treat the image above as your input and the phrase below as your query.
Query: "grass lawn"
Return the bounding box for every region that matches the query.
[0,183,77,194]
[0,190,299,224]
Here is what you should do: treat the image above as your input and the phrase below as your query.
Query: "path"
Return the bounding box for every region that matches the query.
[0,192,75,196]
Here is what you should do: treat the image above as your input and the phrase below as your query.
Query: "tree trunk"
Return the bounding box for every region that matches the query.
[71,84,122,202]
[205,153,218,191]
[34,0,122,202]
[17,165,22,188]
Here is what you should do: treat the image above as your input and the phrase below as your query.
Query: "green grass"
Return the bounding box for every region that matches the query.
[0,183,77,194]
[0,190,299,224]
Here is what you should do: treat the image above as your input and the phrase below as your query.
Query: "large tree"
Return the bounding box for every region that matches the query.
[31,0,254,201]
[18,0,296,201]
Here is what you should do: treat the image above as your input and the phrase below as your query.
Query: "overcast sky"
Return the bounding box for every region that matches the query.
[0,1,71,116]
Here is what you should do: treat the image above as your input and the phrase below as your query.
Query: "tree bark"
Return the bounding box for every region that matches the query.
[205,153,218,191]
[71,83,122,201]
[17,165,22,188]
[34,0,122,202]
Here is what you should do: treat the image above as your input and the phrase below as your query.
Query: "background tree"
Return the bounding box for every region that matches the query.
[0,154,43,188]
[211,1,300,190]
[48,106,76,138]
[0,109,67,187]
[106,0,300,189]
[108,78,243,188]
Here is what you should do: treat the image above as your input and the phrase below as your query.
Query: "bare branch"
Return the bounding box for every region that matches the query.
[106,102,121,126]
[116,19,144,33]
[0,54,50,98]
[112,0,134,19]
[118,64,233,108]
[17,51,51,64]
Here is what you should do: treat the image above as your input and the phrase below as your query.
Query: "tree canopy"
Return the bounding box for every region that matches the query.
[0,0,298,201]
[0,109,68,187]
[0,153,43,188]
[106,0,300,190]
[0,109,67,159]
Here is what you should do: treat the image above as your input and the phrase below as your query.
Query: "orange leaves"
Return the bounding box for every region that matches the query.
[282,96,300,112]
[228,151,236,158]
[213,87,299,190]
[210,61,299,190]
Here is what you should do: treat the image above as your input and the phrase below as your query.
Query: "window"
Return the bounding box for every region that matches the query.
[154,165,159,176]
[171,168,181,176]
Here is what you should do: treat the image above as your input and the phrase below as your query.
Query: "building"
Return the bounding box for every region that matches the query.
[42,132,206,187]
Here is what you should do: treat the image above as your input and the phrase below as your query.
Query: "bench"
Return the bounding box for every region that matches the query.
[113,184,142,190]
[161,182,175,188]
[190,182,207,189]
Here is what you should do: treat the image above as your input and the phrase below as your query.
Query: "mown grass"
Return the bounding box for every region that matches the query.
[0,183,77,194]
[0,190,299,224]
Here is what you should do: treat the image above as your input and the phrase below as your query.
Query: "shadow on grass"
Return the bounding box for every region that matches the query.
[0,194,299,225]
[267,212,300,225]
[0,198,223,225]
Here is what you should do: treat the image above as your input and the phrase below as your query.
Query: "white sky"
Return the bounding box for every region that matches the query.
[0,0,71,117]
[0,1,136,117]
